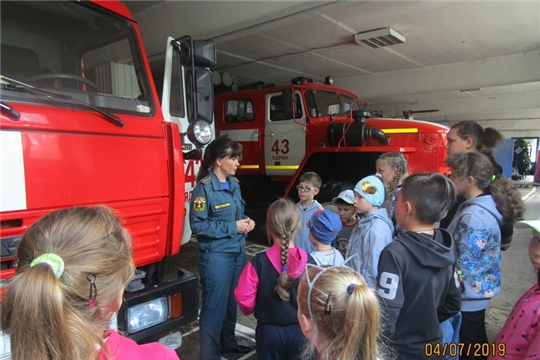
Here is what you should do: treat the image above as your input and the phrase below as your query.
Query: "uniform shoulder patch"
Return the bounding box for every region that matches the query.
[201,176,212,185]
[193,196,206,212]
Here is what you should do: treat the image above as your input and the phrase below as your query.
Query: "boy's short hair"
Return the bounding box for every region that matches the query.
[309,210,342,245]
[299,172,322,188]
[400,173,456,223]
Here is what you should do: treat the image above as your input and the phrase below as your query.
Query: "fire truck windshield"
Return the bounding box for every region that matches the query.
[0,1,153,115]
[305,90,365,118]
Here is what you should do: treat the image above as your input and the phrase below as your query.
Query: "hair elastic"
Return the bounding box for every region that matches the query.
[281,266,287,272]
[347,283,358,295]
[492,175,496,181]
[30,253,65,278]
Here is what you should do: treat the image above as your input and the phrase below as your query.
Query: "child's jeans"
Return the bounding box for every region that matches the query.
[440,311,462,360]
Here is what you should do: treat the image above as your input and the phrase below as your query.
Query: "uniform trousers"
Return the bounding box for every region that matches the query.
[198,248,245,359]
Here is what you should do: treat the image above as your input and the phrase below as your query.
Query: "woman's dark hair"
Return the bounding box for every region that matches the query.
[450,120,503,152]
[482,127,504,150]
[196,137,243,182]
[446,152,526,223]
[399,172,457,224]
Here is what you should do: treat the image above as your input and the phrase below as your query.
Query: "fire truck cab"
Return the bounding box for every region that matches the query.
[1,0,215,352]
[214,77,449,209]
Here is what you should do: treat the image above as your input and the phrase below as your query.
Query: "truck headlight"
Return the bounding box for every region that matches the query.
[187,120,212,146]
[128,297,168,333]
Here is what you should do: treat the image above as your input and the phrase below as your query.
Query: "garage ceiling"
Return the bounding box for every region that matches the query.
[124,0,540,132]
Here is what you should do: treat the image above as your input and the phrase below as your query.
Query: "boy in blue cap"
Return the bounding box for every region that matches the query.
[345,175,394,287]
[308,210,345,266]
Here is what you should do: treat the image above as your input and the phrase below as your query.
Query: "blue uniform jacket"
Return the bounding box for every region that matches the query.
[189,170,247,253]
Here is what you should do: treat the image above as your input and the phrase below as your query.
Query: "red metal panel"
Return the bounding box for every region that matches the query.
[1,101,173,268]
[163,122,185,256]
[110,199,169,267]
[22,130,168,209]
[90,0,133,21]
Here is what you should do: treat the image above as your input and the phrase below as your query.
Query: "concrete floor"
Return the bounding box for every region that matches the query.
[166,184,540,359]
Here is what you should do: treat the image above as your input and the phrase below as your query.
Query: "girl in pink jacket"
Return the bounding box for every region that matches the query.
[235,198,315,360]
[490,219,540,360]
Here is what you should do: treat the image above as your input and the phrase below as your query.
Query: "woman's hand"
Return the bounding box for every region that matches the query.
[237,218,255,234]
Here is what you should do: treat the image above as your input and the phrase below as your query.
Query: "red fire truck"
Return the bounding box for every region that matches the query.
[214,77,449,210]
[0,0,214,351]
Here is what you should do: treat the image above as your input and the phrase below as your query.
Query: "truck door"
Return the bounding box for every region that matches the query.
[218,98,260,174]
[264,90,306,176]
[162,37,199,246]
[161,36,216,245]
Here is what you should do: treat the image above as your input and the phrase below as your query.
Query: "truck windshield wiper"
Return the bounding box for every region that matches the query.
[0,75,125,128]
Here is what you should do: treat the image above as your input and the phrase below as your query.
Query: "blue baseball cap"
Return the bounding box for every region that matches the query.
[354,175,385,207]
[309,210,342,245]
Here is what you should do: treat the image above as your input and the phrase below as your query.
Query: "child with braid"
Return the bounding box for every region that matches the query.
[0,206,179,360]
[235,198,316,360]
[376,152,409,228]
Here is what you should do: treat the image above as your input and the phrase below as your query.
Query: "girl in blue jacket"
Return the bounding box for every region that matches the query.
[446,152,525,360]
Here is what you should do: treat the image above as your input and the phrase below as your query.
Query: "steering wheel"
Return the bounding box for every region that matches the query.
[26,73,99,92]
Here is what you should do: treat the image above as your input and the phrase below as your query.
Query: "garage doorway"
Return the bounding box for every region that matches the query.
[493,137,538,182]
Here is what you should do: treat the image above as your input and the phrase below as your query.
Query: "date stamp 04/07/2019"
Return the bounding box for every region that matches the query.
[425,342,506,358]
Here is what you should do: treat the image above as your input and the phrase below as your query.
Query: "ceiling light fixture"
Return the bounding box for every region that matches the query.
[354,27,406,49]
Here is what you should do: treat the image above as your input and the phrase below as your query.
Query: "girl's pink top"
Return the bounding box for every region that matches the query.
[490,284,540,359]
[99,330,180,360]
[234,244,309,315]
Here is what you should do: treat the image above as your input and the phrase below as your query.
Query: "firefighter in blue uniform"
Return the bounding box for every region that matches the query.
[190,137,255,359]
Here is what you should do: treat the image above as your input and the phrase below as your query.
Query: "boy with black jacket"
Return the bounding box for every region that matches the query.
[376,173,461,360]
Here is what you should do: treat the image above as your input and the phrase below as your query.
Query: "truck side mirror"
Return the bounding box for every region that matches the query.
[194,68,213,123]
[281,88,293,119]
[180,40,216,68]
[177,37,216,124]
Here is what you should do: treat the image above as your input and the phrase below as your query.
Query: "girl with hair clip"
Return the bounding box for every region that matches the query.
[235,198,315,360]
[190,137,255,358]
[0,206,179,360]
[376,152,409,226]
[446,152,526,360]
[297,264,387,360]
